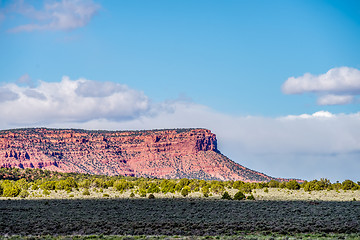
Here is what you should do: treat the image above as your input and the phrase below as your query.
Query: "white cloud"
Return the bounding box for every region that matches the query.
[0,87,19,102]
[7,0,100,32]
[0,76,150,125]
[283,110,334,119]
[282,67,360,105]
[317,94,354,105]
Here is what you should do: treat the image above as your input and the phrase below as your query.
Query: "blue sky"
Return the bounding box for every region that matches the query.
[0,0,360,181]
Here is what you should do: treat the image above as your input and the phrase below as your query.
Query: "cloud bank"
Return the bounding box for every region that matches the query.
[0,76,150,125]
[5,0,100,32]
[1,76,359,181]
[282,67,360,105]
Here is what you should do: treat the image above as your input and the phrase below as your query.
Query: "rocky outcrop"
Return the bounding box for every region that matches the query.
[0,128,276,181]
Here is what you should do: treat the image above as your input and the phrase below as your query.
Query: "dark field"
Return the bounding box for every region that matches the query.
[0,199,359,236]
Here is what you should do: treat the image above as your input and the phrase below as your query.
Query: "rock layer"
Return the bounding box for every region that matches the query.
[0,128,275,181]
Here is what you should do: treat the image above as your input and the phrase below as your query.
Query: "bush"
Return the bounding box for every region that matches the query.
[233,191,246,200]
[202,187,209,196]
[160,179,176,193]
[139,188,147,197]
[103,193,109,198]
[79,179,91,188]
[40,181,56,190]
[16,178,29,190]
[148,193,155,199]
[82,189,90,195]
[0,184,3,196]
[147,183,160,193]
[221,191,232,200]
[130,192,135,198]
[211,181,225,194]
[342,180,359,190]
[114,180,133,192]
[247,194,255,200]
[43,189,50,196]
[239,183,252,194]
[268,180,280,188]
[264,188,269,193]
[181,186,191,197]
[286,180,300,190]
[3,185,21,197]
[19,190,29,198]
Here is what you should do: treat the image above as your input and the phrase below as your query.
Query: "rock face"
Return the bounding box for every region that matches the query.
[0,128,275,181]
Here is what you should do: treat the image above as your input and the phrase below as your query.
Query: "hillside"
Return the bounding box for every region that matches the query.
[0,128,276,182]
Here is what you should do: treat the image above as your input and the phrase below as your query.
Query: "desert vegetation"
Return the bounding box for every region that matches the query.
[0,168,359,201]
[0,168,359,239]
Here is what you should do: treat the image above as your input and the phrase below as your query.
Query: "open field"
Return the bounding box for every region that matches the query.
[0,198,359,236]
[1,233,360,240]
[1,187,359,202]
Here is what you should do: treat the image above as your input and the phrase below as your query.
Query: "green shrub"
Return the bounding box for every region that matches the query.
[247,194,255,200]
[160,179,176,193]
[181,186,191,197]
[342,180,359,190]
[202,187,209,197]
[178,178,190,188]
[19,190,29,198]
[139,188,147,197]
[264,188,269,193]
[233,191,246,200]
[16,178,29,190]
[79,179,91,188]
[103,193,110,198]
[221,191,232,200]
[40,181,56,190]
[31,184,39,190]
[211,181,225,194]
[268,180,280,188]
[147,183,160,193]
[0,184,3,196]
[113,180,133,192]
[43,189,50,196]
[286,180,300,190]
[148,193,155,199]
[82,189,90,196]
[130,192,135,198]
[239,183,252,194]
[3,185,21,197]
[69,194,74,198]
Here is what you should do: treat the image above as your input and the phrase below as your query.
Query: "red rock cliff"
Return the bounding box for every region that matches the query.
[0,128,275,181]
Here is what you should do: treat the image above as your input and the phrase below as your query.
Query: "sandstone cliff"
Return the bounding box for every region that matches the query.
[0,128,275,181]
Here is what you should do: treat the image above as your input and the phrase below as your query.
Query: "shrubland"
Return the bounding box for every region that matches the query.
[0,168,359,200]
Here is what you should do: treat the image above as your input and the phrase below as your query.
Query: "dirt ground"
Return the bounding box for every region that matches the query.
[6,187,360,202]
[0,198,359,236]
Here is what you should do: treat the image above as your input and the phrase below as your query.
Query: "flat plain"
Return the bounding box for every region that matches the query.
[0,197,359,236]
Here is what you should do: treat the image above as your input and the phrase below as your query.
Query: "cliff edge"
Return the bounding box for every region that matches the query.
[0,128,275,182]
